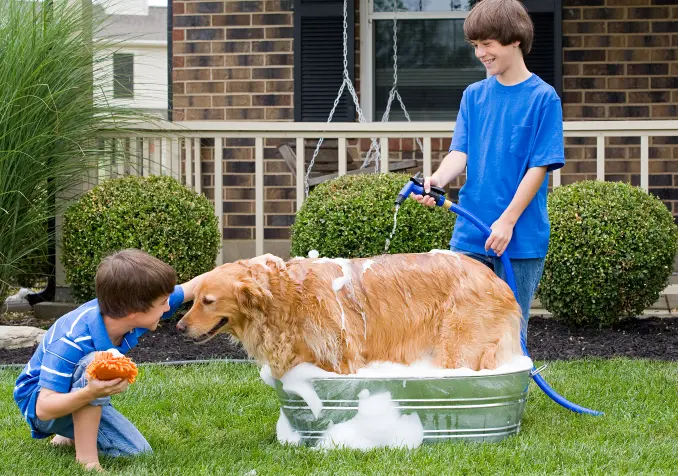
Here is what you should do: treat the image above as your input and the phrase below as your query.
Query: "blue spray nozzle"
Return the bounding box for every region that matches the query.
[395,173,447,207]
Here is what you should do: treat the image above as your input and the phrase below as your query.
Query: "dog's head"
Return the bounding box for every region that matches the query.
[176,260,273,343]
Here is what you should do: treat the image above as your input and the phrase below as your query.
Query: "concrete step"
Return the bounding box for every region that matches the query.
[33,302,79,321]
[532,292,673,310]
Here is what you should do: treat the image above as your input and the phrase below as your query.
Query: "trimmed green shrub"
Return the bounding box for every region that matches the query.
[537,180,678,328]
[290,173,456,258]
[61,175,221,302]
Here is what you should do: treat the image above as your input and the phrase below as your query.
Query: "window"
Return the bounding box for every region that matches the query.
[113,53,134,99]
[294,0,561,122]
[363,0,561,121]
[368,0,483,121]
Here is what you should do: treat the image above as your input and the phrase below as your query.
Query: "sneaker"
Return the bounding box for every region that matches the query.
[4,287,32,304]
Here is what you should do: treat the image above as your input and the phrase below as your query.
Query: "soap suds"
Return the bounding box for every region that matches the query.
[278,362,335,418]
[313,258,355,333]
[276,409,301,445]
[361,259,375,274]
[428,249,462,262]
[318,389,424,450]
[265,355,533,450]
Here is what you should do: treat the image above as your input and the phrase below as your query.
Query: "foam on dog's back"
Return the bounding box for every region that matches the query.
[312,257,356,335]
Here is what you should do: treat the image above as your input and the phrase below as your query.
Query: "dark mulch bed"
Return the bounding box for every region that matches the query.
[2,315,677,366]
[527,315,678,361]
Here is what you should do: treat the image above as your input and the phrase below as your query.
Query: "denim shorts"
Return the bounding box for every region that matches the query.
[31,352,151,457]
[450,247,545,336]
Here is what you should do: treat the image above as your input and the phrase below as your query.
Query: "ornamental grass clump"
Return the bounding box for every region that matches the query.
[0,0,153,299]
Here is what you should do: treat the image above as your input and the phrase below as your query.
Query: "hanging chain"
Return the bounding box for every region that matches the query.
[304,0,380,196]
[361,0,423,170]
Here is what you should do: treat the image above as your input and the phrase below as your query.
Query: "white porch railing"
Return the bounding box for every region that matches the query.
[100,120,678,263]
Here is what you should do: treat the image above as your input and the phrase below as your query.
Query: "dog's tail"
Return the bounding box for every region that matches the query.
[479,308,523,370]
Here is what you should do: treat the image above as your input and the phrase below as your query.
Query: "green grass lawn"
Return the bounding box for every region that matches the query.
[1,359,677,475]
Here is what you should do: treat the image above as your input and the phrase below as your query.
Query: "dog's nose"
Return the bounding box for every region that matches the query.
[176,320,186,332]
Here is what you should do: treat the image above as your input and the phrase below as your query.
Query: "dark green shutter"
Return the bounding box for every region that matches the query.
[523,0,563,98]
[294,0,355,122]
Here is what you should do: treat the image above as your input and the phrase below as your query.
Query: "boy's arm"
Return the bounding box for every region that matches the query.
[414,89,469,206]
[180,274,205,303]
[412,150,467,207]
[179,254,286,303]
[432,150,468,189]
[484,166,547,256]
[35,378,128,421]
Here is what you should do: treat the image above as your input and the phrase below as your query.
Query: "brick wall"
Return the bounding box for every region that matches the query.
[173,0,678,260]
[562,0,678,121]
[172,0,296,260]
[560,0,678,214]
[172,0,293,121]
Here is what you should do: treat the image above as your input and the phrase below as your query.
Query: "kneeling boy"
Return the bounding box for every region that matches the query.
[13,249,205,471]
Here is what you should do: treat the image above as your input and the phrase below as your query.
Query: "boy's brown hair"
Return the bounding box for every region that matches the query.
[95,249,177,318]
[464,0,534,57]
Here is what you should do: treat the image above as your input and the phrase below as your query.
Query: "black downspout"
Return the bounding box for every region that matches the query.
[167,1,173,121]
[27,0,56,306]
[554,0,563,99]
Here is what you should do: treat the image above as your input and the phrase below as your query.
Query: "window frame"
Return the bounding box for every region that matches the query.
[359,0,562,121]
[360,0,478,122]
[113,52,135,99]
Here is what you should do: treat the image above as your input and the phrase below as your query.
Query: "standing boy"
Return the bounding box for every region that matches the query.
[412,0,565,326]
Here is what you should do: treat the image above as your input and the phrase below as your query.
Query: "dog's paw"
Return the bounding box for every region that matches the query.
[249,253,286,270]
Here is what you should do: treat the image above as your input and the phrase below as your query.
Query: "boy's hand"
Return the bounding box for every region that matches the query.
[248,253,286,270]
[485,216,515,257]
[85,377,129,400]
[410,176,442,207]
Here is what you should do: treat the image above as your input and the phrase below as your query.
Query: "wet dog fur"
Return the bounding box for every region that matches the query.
[176,252,524,379]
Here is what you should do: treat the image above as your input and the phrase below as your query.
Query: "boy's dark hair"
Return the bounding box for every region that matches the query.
[95,249,177,318]
[464,0,534,57]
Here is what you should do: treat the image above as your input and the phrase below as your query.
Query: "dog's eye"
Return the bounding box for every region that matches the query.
[202,295,216,305]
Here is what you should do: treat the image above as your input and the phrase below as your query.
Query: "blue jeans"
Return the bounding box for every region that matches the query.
[451,247,545,338]
[31,352,151,457]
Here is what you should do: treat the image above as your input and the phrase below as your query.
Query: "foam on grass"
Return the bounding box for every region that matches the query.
[276,409,301,445]
[318,389,424,450]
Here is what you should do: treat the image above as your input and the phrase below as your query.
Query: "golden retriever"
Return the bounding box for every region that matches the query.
[176,251,523,379]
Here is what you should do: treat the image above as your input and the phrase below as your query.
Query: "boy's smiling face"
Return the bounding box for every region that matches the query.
[128,294,171,331]
[471,39,521,77]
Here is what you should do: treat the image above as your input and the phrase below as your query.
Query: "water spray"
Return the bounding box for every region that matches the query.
[396,173,603,416]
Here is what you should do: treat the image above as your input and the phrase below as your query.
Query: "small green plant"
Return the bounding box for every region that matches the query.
[290,173,456,258]
[61,175,221,302]
[537,180,678,327]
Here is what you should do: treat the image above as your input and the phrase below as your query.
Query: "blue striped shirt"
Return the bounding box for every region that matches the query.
[14,285,185,438]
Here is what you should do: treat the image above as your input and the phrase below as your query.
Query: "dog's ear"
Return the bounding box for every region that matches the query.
[235,266,273,311]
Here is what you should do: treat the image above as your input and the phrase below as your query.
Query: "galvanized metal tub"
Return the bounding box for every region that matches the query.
[273,366,532,446]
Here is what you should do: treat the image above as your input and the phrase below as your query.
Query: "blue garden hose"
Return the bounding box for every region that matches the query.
[397,174,603,416]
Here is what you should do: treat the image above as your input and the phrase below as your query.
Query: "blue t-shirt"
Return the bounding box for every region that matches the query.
[13,285,185,439]
[449,73,565,259]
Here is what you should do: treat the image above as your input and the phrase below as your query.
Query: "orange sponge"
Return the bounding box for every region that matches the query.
[86,350,138,384]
